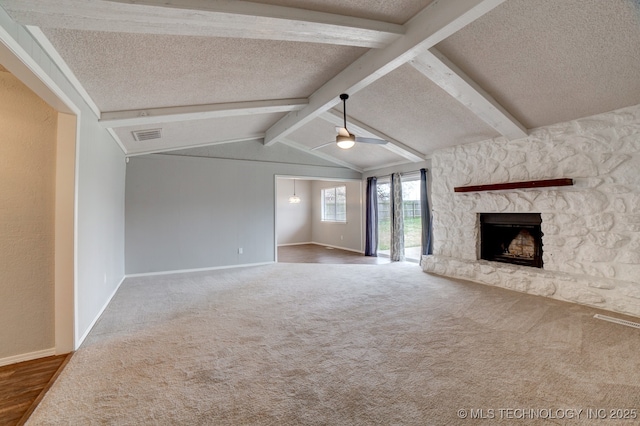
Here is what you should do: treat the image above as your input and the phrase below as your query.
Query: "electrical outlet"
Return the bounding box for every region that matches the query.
[340,235,343,240]
[238,248,243,254]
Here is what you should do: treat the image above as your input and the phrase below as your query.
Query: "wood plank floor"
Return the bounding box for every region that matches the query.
[0,354,72,426]
[278,244,390,265]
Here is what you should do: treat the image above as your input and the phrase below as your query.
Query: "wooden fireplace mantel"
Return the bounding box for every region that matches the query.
[454,178,573,193]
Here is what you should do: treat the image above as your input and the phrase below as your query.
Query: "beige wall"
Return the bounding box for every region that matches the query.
[0,68,57,358]
[276,178,312,245]
[311,180,363,252]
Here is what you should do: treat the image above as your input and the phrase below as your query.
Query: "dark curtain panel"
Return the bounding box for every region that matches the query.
[365,177,378,256]
[420,168,433,256]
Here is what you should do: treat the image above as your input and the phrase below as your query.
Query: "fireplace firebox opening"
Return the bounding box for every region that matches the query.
[479,213,543,268]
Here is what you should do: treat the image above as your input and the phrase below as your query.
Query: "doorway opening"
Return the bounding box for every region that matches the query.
[275,176,375,264]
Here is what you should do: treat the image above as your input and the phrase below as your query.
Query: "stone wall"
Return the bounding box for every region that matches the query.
[422,103,640,317]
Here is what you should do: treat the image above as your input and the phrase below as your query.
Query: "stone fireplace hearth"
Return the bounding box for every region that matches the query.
[422,103,640,318]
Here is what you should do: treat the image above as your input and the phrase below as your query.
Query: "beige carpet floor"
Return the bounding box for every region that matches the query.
[28,263,640,425]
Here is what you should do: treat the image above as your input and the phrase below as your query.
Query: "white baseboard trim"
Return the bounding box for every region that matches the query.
[76,275,126,348]
[0,347,56,367]
[310,242,364,254]
[277,242,313,247]
[125,261,275,279]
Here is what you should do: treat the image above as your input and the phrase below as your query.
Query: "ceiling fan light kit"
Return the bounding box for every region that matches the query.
[336,135,356,149]
[332,93,386,149]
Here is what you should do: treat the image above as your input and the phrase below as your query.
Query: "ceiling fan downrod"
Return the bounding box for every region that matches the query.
[340,93,349,131]
[336,93,356,149]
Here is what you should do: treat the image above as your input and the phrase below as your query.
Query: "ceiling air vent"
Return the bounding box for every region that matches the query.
[132,128,162,141]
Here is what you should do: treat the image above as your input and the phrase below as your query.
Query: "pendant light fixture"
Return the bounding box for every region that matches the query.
[289,179,301,204]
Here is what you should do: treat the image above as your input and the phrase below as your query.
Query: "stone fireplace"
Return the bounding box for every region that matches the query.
[422,103,640,318]
[480,213,543,268]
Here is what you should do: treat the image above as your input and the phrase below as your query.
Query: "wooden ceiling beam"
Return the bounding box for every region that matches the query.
[1,0,404,48]
[99,99,308,128]
[264,0,507,146]
[125,135,265,157]
[410,48,528,140]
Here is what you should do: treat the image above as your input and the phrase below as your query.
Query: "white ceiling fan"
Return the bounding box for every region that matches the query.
[312,93,388,150]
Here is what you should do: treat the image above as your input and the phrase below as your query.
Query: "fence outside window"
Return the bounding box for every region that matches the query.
[378,200,421,220]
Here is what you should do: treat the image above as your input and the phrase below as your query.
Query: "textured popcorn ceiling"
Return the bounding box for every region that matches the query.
[115,113,285,154]
[247,0,433,24]
[10,0,640,170]
[319,142,402,170]
[42,29,366,111]
[345,64,500,154]
[288,117,405,170]
[436,0,640,128]
[288,117,341,150]
[163,140,339,168]
[288,63,502,160]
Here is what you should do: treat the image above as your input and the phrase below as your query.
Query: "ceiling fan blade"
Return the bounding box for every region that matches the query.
[355,136,388,145]
[336,127,350,137]
[311,142,335,151]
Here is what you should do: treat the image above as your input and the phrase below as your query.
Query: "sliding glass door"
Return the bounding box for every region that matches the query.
[401,177,422,261]
[376,176,422,261]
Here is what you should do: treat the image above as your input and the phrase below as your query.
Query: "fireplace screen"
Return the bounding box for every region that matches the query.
[479,213,543,268]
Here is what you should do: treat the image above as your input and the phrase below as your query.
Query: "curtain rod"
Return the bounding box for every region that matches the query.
[370,169,426,180]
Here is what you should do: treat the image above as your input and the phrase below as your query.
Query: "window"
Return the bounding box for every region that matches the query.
[376,180,391,253]
[321,186,347,222]
[401,177,422,261]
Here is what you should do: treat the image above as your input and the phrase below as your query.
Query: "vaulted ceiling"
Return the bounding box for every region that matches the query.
[2,0,640,172]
